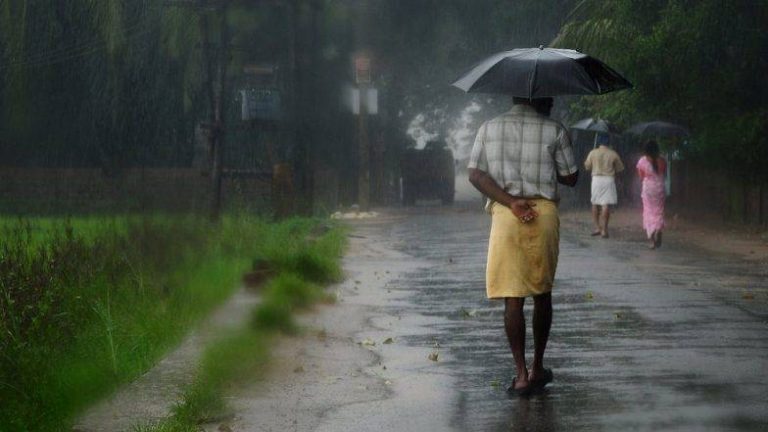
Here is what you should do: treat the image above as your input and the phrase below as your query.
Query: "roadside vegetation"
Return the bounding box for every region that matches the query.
[0,215,344,431]
[134,227,343,432]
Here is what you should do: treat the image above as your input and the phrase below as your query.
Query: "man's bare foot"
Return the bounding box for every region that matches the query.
[506,369,531,395]
[507,373,532,396]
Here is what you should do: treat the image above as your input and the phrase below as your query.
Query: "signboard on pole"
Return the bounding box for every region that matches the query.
[240,88,282,121]
[347,87,378,115]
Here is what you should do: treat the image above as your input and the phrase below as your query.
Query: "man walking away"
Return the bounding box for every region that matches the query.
[467,97,578,397]
[584,134,624,238]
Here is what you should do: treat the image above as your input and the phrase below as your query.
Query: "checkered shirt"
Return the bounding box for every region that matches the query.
[468,104,578,203]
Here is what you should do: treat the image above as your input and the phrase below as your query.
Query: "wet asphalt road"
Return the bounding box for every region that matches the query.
[369,203,768,431]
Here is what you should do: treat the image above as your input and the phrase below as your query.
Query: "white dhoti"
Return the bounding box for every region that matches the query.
[591,175,617,205]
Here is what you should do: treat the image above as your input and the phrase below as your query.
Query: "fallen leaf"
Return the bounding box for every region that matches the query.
[742,292,755,300]
[384,380,392,385]
[360,338,376,347]
[428,351,439,362]
[383,337,394,344]
[614,312,623,319]
[586,291,594,300]
[293,366,304,373]
[490,379,501,388]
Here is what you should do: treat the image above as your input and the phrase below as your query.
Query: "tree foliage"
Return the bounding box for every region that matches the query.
[554,0,768,180]
[0,1,203,168]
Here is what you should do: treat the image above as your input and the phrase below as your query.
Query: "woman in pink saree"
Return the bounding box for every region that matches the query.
[636,140,666,249]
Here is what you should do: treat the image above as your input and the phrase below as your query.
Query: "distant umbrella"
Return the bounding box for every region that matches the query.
[626,121,689,138]
[452,46,632,98]
[571,118,620,134]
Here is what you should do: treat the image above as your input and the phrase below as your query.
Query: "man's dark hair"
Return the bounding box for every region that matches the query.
[513,96,553,116]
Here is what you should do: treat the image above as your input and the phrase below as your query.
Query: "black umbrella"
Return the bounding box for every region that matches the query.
[452,46,632,98]
[571,117,620,134]
[626,121,689,138]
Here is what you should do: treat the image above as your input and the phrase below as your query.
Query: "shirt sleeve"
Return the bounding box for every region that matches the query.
[614,153,625,173]
[554,128,579,176]
[635,157,646,178]
[467,123,489,172]
[584,151,593,171]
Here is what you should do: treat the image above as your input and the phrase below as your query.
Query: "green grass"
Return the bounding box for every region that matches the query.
[172,329,271,425]
[136,229,345,432]
[0,214,344,432]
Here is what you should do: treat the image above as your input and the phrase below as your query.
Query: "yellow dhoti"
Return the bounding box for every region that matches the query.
[486,199,559,299]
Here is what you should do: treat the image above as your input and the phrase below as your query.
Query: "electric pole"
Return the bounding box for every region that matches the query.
[167,0,231,220]
[354,3,372,212]
[357,79,370,211]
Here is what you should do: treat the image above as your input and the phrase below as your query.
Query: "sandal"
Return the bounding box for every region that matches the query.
[506,377,533,397]
[530,368,553,390]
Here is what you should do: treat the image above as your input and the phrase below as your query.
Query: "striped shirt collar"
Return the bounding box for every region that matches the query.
[507,104,539,116]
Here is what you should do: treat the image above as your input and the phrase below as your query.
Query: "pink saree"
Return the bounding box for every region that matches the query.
[636,156,666,238]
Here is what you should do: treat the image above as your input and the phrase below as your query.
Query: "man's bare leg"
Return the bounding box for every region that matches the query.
[591,204,601,235]
[504,297,528,389]
[529,292,552,382]
[600,205,611,237]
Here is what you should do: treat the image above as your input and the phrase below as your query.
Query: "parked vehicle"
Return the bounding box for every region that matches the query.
[400,140,455,205]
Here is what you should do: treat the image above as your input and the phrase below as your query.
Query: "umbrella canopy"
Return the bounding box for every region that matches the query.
[452,47,632,98]
[626,121,689,138]
[571,117,620,134]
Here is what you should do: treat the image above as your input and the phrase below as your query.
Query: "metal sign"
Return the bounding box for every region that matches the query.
[346,87,378,115]
[240,88,282,121]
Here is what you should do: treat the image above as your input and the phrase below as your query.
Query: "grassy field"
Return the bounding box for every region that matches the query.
[0,215,344,431]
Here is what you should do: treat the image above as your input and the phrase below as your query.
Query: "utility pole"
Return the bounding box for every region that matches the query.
[353,3,372,212]
[357,78,370,211]
[209,6,230,221]
[167,0,230,220]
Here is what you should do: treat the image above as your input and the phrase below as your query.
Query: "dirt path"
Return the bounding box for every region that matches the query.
[201,214,456,432]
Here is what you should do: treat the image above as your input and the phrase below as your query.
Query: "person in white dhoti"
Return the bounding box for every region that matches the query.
[584,134,624,238]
